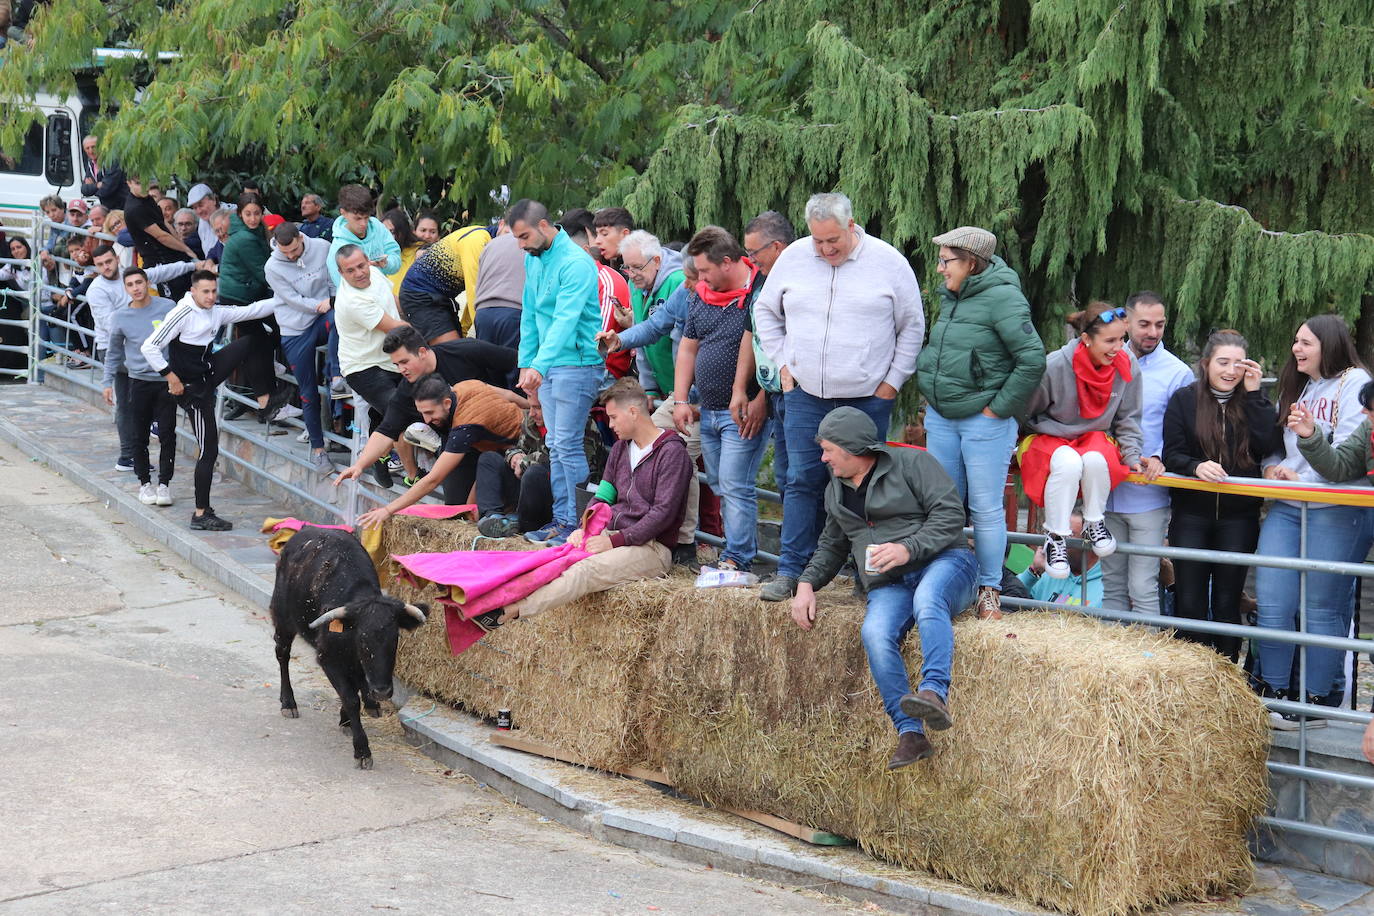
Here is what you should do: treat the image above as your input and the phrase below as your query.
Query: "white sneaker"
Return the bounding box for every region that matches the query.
[156,484,173,506]
[403,421,442,454]
[296,429,310,443]
[138,482,157,505]
[1044,534,1070,579]
[1083,518,1117,557]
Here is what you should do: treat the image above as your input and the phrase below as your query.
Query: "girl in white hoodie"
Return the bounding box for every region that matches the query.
[1253,313,1374,724]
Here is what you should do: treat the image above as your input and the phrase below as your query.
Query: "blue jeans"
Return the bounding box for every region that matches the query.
[923,408,1018,589]
[862,547,977,735]
[779,389,895,577]
[700,407,772,568]
[1255,502,1374,697]
[768,391,788,500]
[281,314,331,449]
[542,365,604,528]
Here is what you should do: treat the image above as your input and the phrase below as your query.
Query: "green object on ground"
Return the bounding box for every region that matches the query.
[1006,543,1035,575]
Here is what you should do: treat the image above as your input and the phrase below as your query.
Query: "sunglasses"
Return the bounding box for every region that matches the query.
[1095,307,1128,325]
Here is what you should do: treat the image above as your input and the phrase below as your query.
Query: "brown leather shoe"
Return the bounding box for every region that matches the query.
[888,731,933,769]
[899,689,953,731]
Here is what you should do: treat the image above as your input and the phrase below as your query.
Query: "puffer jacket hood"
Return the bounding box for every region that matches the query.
[651,246,685,298]
[817,406,883,455]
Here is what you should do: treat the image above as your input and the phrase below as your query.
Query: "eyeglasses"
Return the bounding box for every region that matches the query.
[1095,307,1129,325]
[937,256,965,268]
[622,259,654,274]
[745,242,777,259]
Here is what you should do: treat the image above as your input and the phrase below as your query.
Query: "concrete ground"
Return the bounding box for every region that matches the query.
[0,439,864,915]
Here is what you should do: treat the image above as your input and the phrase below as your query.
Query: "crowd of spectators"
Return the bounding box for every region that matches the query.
[10,140,1374,759]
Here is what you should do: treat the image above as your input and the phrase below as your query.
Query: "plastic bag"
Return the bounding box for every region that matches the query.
[694,566,760,589]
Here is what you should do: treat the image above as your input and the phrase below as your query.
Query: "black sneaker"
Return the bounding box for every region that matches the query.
[1043,533,1070,579]
[477,514,521,538]
[671,543,700,570]
[372,458,394,489]
[258,385,294,423]
[190,509,233,531]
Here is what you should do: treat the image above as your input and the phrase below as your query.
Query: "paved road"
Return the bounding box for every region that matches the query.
[0,441,864,915]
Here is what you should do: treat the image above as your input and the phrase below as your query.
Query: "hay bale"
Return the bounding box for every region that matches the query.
[382,515,682,769]
[644,589,1270,916]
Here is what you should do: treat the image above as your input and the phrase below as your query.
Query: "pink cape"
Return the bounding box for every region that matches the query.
[392,504,612,654]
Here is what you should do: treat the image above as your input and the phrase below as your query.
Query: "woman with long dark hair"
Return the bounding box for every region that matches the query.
[1253,314,1374,724]
[381,207,421,299]
[1162,330,1279,661]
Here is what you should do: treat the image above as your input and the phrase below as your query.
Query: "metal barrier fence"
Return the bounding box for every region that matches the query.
[10,211,1374,859]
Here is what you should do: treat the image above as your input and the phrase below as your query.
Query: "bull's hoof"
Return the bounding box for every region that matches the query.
[339,722,352,733]
[357,756,373,770]
[365,705,382,718]
[280,707,300,719]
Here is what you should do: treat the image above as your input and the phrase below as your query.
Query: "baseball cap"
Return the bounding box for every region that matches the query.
[187,183,215,206]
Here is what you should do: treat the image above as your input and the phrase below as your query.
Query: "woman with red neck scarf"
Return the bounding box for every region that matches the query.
[1019,301,1144,581]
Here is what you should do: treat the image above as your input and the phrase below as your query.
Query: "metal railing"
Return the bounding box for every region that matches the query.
[13,210,1374,860]
[15,210,393,522]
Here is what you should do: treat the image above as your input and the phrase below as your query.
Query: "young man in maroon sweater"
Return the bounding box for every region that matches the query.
[487,378,693,625]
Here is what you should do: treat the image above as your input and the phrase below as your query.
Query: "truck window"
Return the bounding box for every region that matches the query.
[0,107,45,175]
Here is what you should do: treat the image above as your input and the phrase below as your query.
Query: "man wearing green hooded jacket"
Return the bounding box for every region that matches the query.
[791,406,977,770]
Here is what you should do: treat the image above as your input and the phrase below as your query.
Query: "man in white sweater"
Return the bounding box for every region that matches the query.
[753,192,924,601]
[141,271,283,530]
[264,222,338,471]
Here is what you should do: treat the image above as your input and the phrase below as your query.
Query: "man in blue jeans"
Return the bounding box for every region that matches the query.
[754,192,924,601]
[265,222,338,472]
[672,226,771,572]
[790,407,975,769]
[508,198,605,546]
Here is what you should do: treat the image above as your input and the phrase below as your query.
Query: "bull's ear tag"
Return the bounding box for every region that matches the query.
[328,619,345,633]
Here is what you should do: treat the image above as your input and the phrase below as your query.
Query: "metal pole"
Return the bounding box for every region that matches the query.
[1298,501,1309,823]
[344,394,368,527]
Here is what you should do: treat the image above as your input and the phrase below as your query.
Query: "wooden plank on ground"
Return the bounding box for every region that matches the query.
[488,730,854,847]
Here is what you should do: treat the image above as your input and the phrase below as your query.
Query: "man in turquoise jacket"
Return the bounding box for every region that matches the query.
[326,184,401,289]
[509,198,605,545]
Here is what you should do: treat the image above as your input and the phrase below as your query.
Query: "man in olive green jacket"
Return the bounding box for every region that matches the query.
[789,406,977,770]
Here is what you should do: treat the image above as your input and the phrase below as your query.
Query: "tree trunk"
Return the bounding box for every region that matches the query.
[1356,294,1374,361]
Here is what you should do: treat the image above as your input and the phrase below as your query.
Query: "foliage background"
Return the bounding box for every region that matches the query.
[4,0,1373,370]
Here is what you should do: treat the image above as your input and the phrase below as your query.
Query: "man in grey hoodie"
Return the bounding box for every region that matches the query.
[265,222,337,471]
[790,407,975,770]
[102,267,180,508]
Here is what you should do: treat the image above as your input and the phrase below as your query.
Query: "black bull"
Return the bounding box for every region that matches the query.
[270,528,428,769]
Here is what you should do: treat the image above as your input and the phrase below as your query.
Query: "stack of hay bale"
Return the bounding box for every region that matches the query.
[380,515,1270,916]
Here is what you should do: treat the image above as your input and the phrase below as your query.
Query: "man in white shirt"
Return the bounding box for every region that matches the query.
[1102,292,1194,615]
[753,192,924,601]
[331,244,413,485]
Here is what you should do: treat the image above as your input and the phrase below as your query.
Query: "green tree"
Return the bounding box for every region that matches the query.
[0,0,732,216]
[602,0,1374,368]
[7,0,1373,369]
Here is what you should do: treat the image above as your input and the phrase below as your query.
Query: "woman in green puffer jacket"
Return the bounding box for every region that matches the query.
[914,226,1046,620]
[217,191,271,306]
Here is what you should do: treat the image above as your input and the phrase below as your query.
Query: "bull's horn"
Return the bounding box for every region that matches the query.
[309,606,350,629]
[403,603,427,623]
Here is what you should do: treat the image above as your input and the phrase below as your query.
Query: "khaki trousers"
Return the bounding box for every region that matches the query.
[510,541,672,618]
[651,398,700,546]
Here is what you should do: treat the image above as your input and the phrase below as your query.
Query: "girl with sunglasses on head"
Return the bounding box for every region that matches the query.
[1019,301,1143,582]
[1161,330,1279,661]
[1256,315,1374,725]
